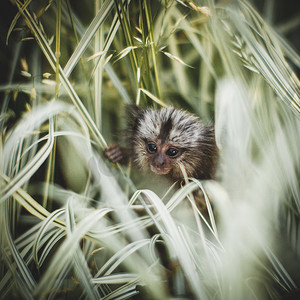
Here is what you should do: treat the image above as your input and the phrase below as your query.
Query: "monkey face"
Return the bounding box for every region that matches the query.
[129,106,217,180]
[144,139,181,175]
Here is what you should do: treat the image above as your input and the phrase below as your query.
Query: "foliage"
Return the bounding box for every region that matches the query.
[1,0,300,299]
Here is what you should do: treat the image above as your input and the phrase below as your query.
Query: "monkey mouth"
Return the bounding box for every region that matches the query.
[150,165,171,175]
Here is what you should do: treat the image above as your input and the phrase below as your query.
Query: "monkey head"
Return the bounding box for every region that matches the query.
[128,105,217,180]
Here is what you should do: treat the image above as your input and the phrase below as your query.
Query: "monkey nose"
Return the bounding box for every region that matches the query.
[153,156,165,167]
[155,161,165,168]
[151,156,171,174]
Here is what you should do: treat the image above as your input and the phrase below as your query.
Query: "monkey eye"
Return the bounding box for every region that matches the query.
[166,147,179,157]
[147,142,158,154]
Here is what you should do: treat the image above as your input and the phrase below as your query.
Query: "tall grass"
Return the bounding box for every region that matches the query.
[1,0,299,299]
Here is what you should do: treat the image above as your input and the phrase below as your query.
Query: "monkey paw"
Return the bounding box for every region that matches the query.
[104,145,124,163]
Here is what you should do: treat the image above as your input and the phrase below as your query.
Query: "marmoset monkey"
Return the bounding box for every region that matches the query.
[104,105,217,182]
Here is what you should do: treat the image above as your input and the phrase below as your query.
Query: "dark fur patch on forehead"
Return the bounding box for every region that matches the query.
[158,116,173,142]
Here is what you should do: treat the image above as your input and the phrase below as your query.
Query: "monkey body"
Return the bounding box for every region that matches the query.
[104,106,217,295]
[104,106,217,182]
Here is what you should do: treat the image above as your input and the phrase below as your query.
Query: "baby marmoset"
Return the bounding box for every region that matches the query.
[104,105,218,183]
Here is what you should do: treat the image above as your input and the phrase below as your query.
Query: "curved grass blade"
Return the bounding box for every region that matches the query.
[32,208,65,266]
[2,203,36,298]
[6,0,32,44]
[34,208,112,296]
[138,189,206,298]
[0,118,54,202]
[95,239,151,277]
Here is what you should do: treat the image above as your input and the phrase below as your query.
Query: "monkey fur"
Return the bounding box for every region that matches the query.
[104,105,217,182]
